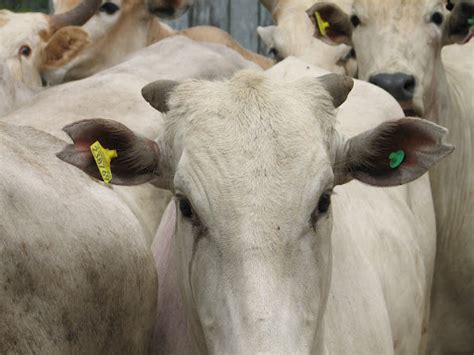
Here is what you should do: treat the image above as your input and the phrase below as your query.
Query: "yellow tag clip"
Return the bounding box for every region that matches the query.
[315,11,330,37]
[90,141,118,184]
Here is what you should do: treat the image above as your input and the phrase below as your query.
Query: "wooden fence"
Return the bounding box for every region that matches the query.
[165,0,274,54]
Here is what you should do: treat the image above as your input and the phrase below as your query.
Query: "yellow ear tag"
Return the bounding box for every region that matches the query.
[315,11,330,37]
[90,141,118,184]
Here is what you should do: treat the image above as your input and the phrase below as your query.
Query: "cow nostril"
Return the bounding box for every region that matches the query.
[369,73,416,102]
[403,76,416,94]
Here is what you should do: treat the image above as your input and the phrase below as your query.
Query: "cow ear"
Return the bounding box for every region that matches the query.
[306,2,353,46]
[257,25,277,49]
[334,118,454,186]
[142,80,179,113]
[42,27,90,68]
[57,119,164,186]
[318,73,354,108]
[443,0,474,45]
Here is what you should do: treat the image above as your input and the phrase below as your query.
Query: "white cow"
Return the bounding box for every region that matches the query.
[306,1,474,353]
[257,0,356,75]
[0,122,157,353]
[59,61,452,354]
[1,36,259,241]
[0,0,102,116]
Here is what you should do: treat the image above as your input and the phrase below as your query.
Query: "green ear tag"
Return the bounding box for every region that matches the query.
[468,17,474,26]
[389,150,405,169]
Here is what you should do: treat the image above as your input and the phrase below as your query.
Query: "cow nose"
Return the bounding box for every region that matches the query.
[369,73,416,102]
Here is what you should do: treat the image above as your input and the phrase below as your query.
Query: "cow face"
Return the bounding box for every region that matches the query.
[307,0,473,117]
[58,72,453,353]
[0,11,90,114]
[0,11,49,89]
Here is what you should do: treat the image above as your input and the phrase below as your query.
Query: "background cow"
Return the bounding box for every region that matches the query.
[257,0,356,75]
[0,122,157,353]
[307,1,474,353]
[46,0,273,84]
[0,0,101,116]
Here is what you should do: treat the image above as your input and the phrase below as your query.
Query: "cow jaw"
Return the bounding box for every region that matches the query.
[351,0,449,117]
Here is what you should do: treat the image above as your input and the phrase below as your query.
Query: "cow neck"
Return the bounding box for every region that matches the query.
[147,18,175,45]
[425,53,473,253]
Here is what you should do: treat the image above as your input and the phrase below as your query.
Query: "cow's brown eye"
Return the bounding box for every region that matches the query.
[19,45,31,57]
[431,12,444,25]
[179,198,193,219]
[351,15,361,27]
[100,2,120,15]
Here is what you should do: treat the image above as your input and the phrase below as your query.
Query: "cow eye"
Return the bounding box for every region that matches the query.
[446,1,454,11]
[179,198,193,219]
[268,47,283,62]
[431,12,444,26]
[317,192,332,214]
[19,45,31,57]
[350,15,361,27]
[100,2,120,15]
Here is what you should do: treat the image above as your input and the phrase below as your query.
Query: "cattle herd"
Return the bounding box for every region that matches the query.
[0,0,472,354]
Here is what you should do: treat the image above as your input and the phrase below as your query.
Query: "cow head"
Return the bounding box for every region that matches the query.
[0,0,100,115]
[257,0,356,75]
[307,0,473,117]
[58,72,452,353]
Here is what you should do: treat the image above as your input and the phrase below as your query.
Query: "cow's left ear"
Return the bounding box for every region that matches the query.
[306,2,353,46]
[334,118,454,186]
[443,0,474,45]
[42,27,90,68]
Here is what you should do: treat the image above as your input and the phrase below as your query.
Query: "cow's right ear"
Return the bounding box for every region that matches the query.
[57,119,166,187]
[42,27,90,68]
[306,2,352,46]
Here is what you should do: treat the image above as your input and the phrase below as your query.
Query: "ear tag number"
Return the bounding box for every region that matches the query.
[468,17,474,26]
[90,141,118,184]
[389,150,405,169]
[315,11,330,37]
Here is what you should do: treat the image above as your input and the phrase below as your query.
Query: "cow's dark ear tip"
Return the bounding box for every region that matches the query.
[141,80,179,113]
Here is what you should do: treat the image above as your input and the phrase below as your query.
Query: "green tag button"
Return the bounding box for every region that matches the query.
[389,150,405,169]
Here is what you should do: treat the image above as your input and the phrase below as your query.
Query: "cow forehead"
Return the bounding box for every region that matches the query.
[166,71,335,197]
[0,12,49,45]
[354,0,443,19]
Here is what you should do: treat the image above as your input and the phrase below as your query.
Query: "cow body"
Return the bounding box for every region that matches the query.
[148,58,441,354]
[1,36,259,241]
[0,123,157,353]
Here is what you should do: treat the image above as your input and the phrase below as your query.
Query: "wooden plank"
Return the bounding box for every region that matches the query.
[189,0,229,31]
[165,12,190,31]
[258,3,274,54]
[229,0,259,52]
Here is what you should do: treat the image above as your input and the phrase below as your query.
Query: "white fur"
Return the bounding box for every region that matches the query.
[0,122,157,353]
[346,1,474,351]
